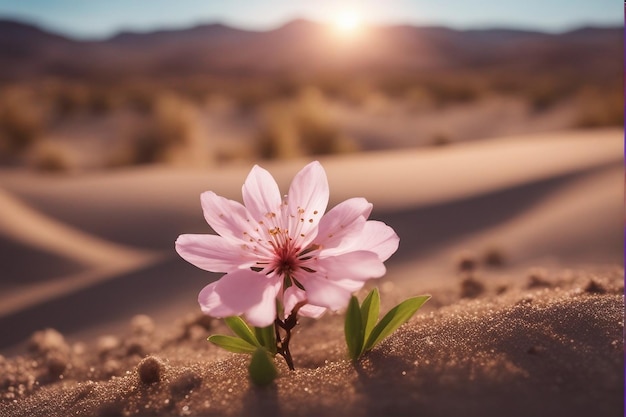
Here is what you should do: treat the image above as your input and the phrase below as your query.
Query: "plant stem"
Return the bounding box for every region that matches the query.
[274,301,305,370]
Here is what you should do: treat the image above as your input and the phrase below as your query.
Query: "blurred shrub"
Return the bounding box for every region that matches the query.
[527,83,565,113]
[28,141,73,173]
[124,84,159,115]
[0,87,45,158]
[430,133,452,147]
[46,83,89,118]
[573,87,623,128]
[257,87,358,159]
[233,79,301,113]
[40,82,123,119]
[427,80,481,105]
[110,92,208,166]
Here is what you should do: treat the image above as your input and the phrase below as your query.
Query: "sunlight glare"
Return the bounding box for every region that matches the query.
[333,10,361,35]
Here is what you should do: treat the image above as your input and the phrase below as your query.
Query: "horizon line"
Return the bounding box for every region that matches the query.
[1,14,621,42]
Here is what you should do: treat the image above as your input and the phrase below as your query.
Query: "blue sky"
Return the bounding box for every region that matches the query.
[0,0,621,39]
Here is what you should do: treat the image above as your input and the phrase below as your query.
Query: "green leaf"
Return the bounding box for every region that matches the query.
[363,295,430,352]
[360,288,380,345]
[249,348,278,387]
[224,316,261,348]
[208,335,258,354]
[344,295,364,360]
[254,324,277,355]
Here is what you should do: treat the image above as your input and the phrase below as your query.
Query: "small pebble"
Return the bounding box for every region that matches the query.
[97,335,121,356]
[456,252,477,273]
[527,268,551,288]
[131,315,155,335]
[460,277,485,298]
[483,247,505,267]
[28,329,69,355]
[138,356,163,385]
[126,338,149,357]
[584,279,606,294]
[170,370,202,397]
[187,325,207,342]
[46,354,67,378]
[526,345,546,356]
[103,359,121,377]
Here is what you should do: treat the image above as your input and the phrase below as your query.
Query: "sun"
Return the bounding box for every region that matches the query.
[333,10,362,35]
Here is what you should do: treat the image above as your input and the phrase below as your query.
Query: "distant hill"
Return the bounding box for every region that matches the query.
[0,18,621,81]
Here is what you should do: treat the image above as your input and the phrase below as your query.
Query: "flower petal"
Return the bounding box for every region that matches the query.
[282,285,326,318]
[242,278,281,327]
[318,220,400,262]
[299,275,354,311]
[198,281,238,317]
[358,221,400,262]
[315,197,372,253]
[314,250,386,281]
[175,234,256,273]
[200,191,260,247]
[282,285,306,318]
[199,269,280,327]
[286,161,329,245]
[242,165,282,223]
[298,304,327,319]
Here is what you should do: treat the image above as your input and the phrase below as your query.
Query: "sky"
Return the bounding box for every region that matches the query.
[0,0,621,40]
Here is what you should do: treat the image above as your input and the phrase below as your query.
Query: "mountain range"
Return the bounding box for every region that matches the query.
[0,18,621,80]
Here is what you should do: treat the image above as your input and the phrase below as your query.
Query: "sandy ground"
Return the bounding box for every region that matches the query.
[0,128,623,416]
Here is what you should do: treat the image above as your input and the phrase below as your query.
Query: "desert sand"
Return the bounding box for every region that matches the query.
[0,128,623,416]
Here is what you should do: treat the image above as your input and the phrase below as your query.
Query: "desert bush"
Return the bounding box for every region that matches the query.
[427,80,481,105]
[430,133,452,146]
[405,86,436,112]
[573,87,623,128]
[45,83,90,118]
[28,141,73,173]
[123,84,160,115]
[527,83,565,113]
[38,81,124,121]
[257,87,358,160]
[0,87,46,158]
[111,92,208,166]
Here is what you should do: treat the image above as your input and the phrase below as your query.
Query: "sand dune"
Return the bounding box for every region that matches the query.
[0,187,163,329]
[0,188,154,267]
[0,128,620,250]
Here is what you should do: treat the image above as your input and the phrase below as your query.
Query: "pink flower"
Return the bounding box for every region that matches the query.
[175,161,399,327]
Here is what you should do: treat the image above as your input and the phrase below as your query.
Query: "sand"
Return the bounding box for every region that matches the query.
[0,128,623,416]
[0,268,622,417]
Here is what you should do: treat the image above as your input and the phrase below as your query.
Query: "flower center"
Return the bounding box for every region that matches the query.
[277,250,297,276]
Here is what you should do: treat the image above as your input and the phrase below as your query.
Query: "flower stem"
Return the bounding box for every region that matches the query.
[274,301,306,370]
